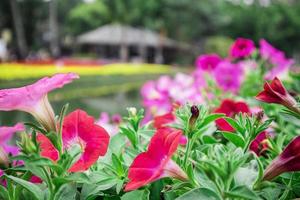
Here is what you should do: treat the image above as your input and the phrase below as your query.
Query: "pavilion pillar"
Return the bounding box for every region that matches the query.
[155,46,163,64]
[120,43,128,62]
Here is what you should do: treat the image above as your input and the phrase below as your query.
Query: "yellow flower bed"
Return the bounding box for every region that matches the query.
[0,63,171,80]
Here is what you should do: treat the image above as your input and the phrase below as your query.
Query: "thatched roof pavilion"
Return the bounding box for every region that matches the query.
[76,24,186,63]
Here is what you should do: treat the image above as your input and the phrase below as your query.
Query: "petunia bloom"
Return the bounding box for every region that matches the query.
[96,112,122,137]
[249,131,269,156]
[125,127,187,191]
[0,123,25,158]
[214,99,250,132]
[37,109,110,172]
[195,54,222,71]
[259,39,294,80]
[212,61,244,93]
[263,135,300,181]
[256,77,300,114]
[0,73,79,131]
[153,112,175,129]
[0,123,25,185]
[230,38,255,58]
[153,112,187,146]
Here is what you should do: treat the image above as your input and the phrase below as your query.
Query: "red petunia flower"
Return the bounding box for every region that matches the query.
[263,135,300,181]
[37,109,110,172]
[256,77,299,114]
[153,112,175,129]
[125,127,187,191]
[153,112,187,145]
[214,99,250,132]
[249,131,269,156]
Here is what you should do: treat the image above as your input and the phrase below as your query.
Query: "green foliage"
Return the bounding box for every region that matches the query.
[67,1,109,35]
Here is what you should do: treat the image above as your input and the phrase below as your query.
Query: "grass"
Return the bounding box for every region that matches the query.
[0,63,172,80]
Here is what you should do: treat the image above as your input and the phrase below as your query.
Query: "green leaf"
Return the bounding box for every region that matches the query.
[53,173,91,185]
[5,175,44,200]
[121,189,150,200]
[54,183,77,200]
[201,135,218,144]
[254,155,264,185]
[24,122,47,134]
[120,127,137,148]
[201,113,225,127]
[220,131,245,148]
[80,178,119,200]
[112,153,124,177]
[225,185,260,200]
[109,134,127,155]
[0,185,9,200]
[224,117,245,134]
[176,188,221,200]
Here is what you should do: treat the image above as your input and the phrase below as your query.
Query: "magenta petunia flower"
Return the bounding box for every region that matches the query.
[213,61,244,93]
[259,39,294,80]
[263,135,300,181]
[195,54,222,71]
[125,127,187,191]
[0,123,24,144]
[0,73,79,131]
[0,123,25,158]
[230,38,255,58]
[37,109,110,172]
[0,123,25,185]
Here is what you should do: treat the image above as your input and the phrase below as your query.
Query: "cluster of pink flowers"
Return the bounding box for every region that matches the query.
[96,112,122,137]
[141,38,294,118]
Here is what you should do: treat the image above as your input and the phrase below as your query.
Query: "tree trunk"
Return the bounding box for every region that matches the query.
[49,0,60,57]
[9,0,28,59]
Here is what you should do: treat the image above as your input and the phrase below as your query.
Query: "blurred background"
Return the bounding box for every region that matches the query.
[0,0,299,124]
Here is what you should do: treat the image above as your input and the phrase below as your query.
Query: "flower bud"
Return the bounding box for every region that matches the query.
[19,133,37,154]
[127,107,137,116]
[189,105,199,129]
[256,111,264,123]
[0,148,9,168]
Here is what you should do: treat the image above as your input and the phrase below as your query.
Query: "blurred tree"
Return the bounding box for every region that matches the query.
[66,1,109,35]
[1,0,300,60]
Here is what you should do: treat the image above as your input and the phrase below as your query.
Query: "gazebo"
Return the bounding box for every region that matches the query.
[76,24,186,63]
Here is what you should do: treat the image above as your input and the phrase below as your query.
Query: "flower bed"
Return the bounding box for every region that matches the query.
[0,38,300,200]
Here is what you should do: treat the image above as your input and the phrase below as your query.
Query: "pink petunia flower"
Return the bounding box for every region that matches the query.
[259,39,294,80]
[195,54,222,71]
[125,127,187,191]
[0,123,25,158]
[230,38,255,58]
[96,112,122,137]
[37,109,110,172]
[0,73,79,131]
[213,61,244,93]
[0,123,25,185]
[0,123,24,145]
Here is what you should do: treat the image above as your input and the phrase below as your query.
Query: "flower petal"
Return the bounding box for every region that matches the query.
[62,110,110,172]
[125,128,182,191]
[36,134,59,161]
